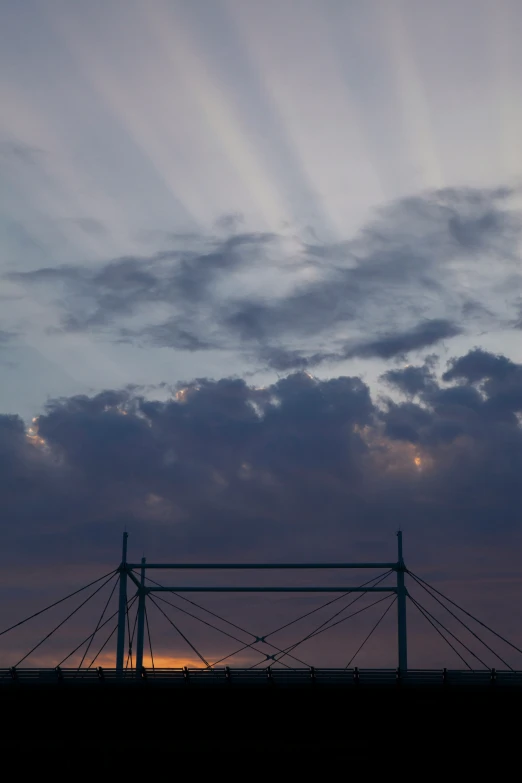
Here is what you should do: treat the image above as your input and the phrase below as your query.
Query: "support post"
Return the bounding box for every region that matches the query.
[135,557,146,676]
[396,530,408,672]
[116,532,128,674]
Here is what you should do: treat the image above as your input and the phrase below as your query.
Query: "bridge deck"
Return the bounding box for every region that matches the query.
[3,667,522,687]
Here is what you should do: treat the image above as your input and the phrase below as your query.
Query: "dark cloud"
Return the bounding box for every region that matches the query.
[5,186,521,368]
[261,320,459,371]
[214,212,244,233]
[3,348,522,557]
[0,330,15,345]
[1,348,522,666]
[0,140,46,165]
[344,319,461,361]
[443,348,517,384]
[380,357,439,398]
[71,218,107,237]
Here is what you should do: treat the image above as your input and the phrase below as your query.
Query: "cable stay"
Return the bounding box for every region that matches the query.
[0,569,117,640]
[150,591,311,669]
[252,573,394,669]
[148,594,211,668]
[253,593,396,670]
[345,597,397,669]
[145,604,155,673]
[140,572,310,667]
[75,574,119,671]
[125,596,135,671]
[13,571,117,668]
[57,577,120,668]
[57,606,119,668]
[409,571,519,667]
[261,569,394,640]
[88,595,138,669]
[409,595,472,670]
[408,593,489,669]
[211,570,393,668]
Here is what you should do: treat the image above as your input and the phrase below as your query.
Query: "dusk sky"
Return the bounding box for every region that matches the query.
[1,0,521,670]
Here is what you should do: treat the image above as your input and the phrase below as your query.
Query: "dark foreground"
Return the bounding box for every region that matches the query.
[1,683,519,758]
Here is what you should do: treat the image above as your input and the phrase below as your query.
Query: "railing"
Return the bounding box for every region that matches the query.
[2,667,522,687]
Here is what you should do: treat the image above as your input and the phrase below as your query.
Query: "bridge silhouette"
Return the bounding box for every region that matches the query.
[1,531,521,688]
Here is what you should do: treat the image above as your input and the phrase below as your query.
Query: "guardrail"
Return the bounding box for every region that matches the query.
[1,667,522,687]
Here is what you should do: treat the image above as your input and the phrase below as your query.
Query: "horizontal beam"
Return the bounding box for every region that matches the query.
[146,586,396,593]
[128,563,397,570]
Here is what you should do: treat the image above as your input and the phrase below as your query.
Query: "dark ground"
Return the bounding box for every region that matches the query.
[0,683,519,760]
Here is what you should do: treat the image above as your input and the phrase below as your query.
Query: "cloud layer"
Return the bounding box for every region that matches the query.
[1,348,521,666]
[7,186,522,369]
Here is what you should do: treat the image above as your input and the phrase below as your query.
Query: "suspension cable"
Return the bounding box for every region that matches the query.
[409,572,516,669]
[57,606,120,667]
[125,605,138,671]
[125,597,133,671]
[408,593,489,668]
[88,595,137,669]
[13,572,117,667]
[151,591,310,669]
[253,593,395,669]
[209,570,394,668]
[257,573,394,668]
[345,596,397,668]
[148,594,211,668]
[145,604,155,673]
[409,595,472,670]
[0,569,117,639]
[75,574,119,670]
[140,572,257,639]
[264,570,394,639]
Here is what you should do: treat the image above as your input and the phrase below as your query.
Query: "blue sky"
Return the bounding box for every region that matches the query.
[2,0,522,419]
[1,1,522,668]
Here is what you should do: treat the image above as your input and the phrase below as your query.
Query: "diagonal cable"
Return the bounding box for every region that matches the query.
[0,569,117,639]
[407,592,489,668]
[409,595,472,670]
[152,591,309,669]
[75,574,119,671]
[13,572,116,667]
[88,595,137,669]
[140,572,256,638]
[210,570,394,668]
[149,594,211,668]
[263,570,394,640]
[125,596,139,672]
[57,606,120,667]
[253,593,395,669]
[409,571,522,656]
[255,573,394,668]
[409,572,515,670]
[145,604,155,674]
[125,597,133,671]
[345,596,397,668]
[56,575,119,667]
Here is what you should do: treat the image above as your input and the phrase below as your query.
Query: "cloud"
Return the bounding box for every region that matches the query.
[70,218,108,237]
[0,330,15,345]
[443,348,517,384]
[380,357,439,398]
[5,186,522,368]
[1,349,522,666]
[0,140,46,166]
[214,212,244,233]
[3,348,522,558]
[343,319,461,361]
[261,320,460,371]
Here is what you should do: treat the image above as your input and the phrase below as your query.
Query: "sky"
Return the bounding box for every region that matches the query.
[1,0,522,670]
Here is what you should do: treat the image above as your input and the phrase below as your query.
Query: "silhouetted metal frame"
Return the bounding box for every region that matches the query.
[117,532,407,675]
